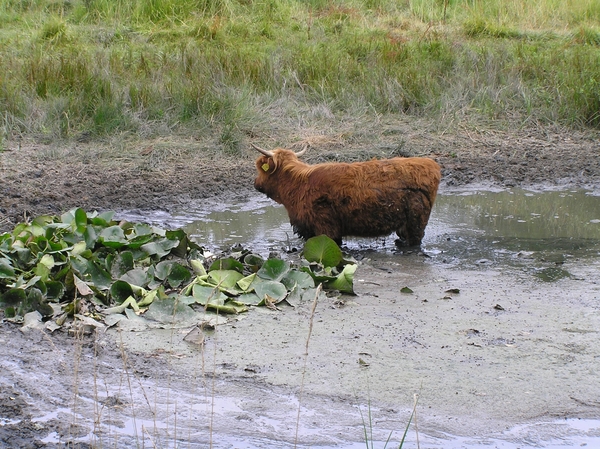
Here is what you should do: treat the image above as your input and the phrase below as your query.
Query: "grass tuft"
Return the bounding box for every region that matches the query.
[1,0,599,143]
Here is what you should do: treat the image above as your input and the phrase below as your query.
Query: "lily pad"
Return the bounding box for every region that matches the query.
[254,280,288,303]
[303,235,343,267]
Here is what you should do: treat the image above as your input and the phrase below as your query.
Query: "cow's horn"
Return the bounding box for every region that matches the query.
[251,143,274,157]
[295,144,308,157]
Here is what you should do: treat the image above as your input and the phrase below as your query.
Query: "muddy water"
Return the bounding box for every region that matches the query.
[121,188,600,276]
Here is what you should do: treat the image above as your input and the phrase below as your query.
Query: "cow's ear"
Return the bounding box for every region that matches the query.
[261,157,277,174]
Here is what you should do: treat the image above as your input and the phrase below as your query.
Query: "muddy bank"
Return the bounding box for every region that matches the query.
[1,249,600,448]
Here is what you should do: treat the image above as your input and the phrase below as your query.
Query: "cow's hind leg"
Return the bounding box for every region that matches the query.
[395,192,432,247]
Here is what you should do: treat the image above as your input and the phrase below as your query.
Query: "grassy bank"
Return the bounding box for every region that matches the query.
[0,0,599,152]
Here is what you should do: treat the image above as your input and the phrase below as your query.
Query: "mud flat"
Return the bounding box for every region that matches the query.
[1,188,600,448]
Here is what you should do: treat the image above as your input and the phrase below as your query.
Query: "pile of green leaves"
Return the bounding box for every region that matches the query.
[0,209,356,327]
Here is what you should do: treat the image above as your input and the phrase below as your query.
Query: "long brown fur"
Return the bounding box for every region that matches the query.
[254,148,441,246]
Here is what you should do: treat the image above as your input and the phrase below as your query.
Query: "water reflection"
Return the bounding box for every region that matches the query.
[117,188,600,278]
[429,189,600,274]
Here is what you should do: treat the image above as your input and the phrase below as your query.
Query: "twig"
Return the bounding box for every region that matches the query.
[294,283,322,448]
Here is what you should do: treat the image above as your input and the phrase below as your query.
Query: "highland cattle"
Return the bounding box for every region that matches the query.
[252,144,441,247]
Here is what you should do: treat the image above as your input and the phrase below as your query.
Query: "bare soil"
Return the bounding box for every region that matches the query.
[1,122,600,448]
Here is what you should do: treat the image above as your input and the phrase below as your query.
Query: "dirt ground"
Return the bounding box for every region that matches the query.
[1,122,600,448]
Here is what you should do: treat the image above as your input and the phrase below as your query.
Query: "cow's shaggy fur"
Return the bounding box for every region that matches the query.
[254,149,441,246]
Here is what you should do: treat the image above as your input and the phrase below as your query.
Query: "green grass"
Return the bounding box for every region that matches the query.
[0,0,599,145]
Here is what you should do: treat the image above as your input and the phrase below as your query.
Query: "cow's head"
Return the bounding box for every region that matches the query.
[252,144,308,200]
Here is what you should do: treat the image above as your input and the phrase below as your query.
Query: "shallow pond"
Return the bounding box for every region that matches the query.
[120,188,600,280]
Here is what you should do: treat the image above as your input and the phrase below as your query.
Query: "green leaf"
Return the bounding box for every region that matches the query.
[18,288,54,317]
[243,253,264,272]
[300,266,336,284]
[89,211,115,226]
[141,237,179,258]
[99,226,127,249]
[120,268,151,288]
[165,229,188,258]
[145,298,198,323]
[110,280,134,304]
[45,280,65,300]
[327,264,357,294]
[208,270,244,289]
[0,288,26,306]
[191,285,228,305]
[0,258,15,279]
[109,251,134,278]
[126,233,155,249]
[237,293,262,305]
[282,270,315,290]
[237,273,256,292]
[303,235,343,267]
[190,259,207,276]
[401,286,414,294]
[166,263,192,288]
[209,257,244,273]
[154,260,173,281]
[74,208,87,234]
[257,259,290,281]
[254,281,288,303]
[85,259,113,290]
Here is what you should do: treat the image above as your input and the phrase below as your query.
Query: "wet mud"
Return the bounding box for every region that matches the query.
[2,188,600,448]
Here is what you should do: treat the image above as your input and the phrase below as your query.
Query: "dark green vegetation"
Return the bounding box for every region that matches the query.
[1,0,599,153]
[0,209,356,327]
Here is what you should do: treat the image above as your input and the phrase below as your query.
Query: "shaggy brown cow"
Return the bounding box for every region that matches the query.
[252,145,441,247]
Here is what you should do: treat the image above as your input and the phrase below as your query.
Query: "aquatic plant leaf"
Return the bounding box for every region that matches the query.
[237,273,256,292]
[74,208,87,234]
[145,298,198,323]
[45,280,65,300]
[166,263,192,288]
[0,288,26,306]
[243,253,264,272]
[209,257,244,273]
[190,259,207,276]
[120,268,151,288]
[34,262,50,282]
[327,264,357,294]
[141,237,180,257]
[237,293,262,305]
[257,259,290,281]
[303,235,343,268]
[19,288,54,317]
[103,296,140,314]
[109,251,134,278]
[85,259,113,290]
[0,258,15,279]
[126,233,155,250]
[208,270,244,289]
[99,226,127,248]
[89,211,115,226]
[137,288,158,307]
[254,280,287,303]
[192,284,228,305]
[110,280,134,304]
[282,270,315,290]
[300,266,336,284]
[154,260,173,281]
[166,229,189,258]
